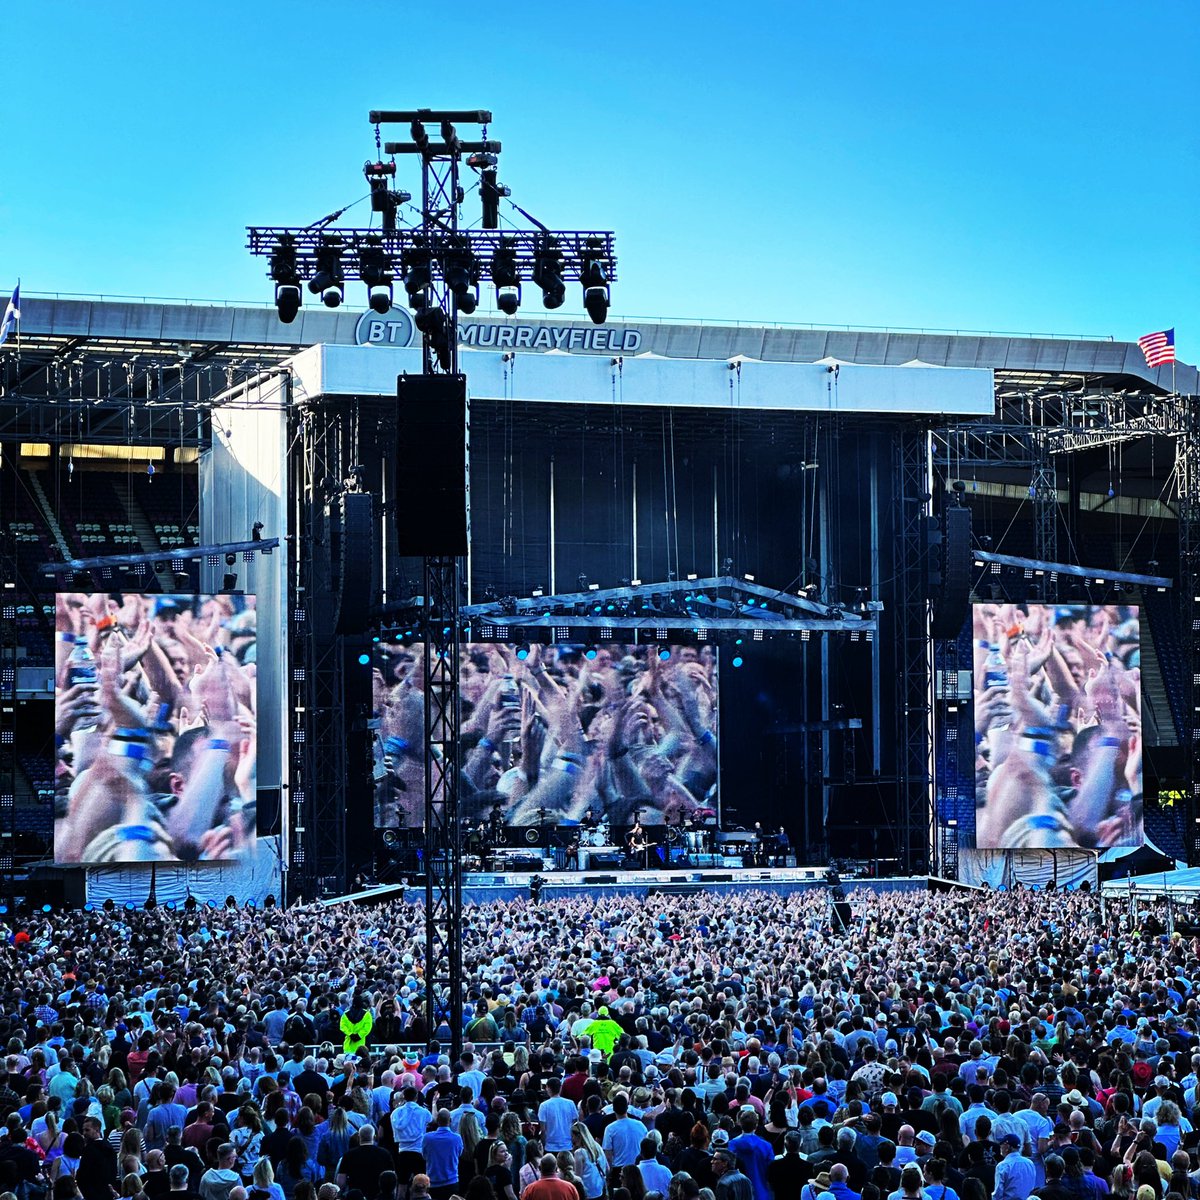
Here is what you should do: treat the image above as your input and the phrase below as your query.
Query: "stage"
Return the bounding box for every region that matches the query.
[458,866,924,905]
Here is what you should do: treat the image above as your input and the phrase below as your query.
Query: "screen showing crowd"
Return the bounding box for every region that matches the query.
[973,603,1141,850]
[53,593,257,864]
[374,642,718,830]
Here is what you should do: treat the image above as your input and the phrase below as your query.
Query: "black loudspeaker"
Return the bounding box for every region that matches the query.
[831,900,853,931]
[395,373,468,556]
[334,492,374,634]
[931,504,972,639]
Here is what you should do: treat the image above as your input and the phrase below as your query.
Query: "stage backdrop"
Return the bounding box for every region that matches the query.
[971,603,1142,851]
[374,642,719,832]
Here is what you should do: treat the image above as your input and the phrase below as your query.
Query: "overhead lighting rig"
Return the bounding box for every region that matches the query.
[247,108,618,357]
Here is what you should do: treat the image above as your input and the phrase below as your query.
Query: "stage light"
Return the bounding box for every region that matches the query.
[491,238,522,315]
[478,165,509,229]
[270,234,302,323]
[516,648,529,661]
[359,238,394,315]
[225,895,237,909]
[103,898,115,913]
[532,235,565,309]
[403,241,433,308]
[357,653,370,666]
[264,894,276,908]
[658,649,671,661]
[414,304,452,370]
[41,904,51,914]
[586,649,598,660]
[580,237,610,324]
[732,655,744,668]
[307,235,345,308]
[443,238,478,314]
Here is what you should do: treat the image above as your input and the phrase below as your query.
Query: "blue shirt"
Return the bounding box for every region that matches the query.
[729,1132,775,1200]
[539,1096,578,1153]
[422,1127,464,1188]
[992,1153,1036,1200]
[602,1116,648,1168]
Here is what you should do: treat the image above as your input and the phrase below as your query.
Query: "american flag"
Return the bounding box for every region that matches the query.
[1137,327,1175,368]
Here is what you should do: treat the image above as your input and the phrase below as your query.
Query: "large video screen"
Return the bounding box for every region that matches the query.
[973,604,1142,850]
[54,593,257,864]
[374,642,719,831]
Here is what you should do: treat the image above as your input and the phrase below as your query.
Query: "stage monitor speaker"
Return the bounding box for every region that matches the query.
[931,504,972,639]
[831,900,853,931]
[395,373,468,557]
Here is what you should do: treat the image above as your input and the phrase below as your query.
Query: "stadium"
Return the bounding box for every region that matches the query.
[1,103,1199,1200]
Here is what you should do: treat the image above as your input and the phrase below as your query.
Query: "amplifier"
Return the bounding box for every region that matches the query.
[585,850,624,869]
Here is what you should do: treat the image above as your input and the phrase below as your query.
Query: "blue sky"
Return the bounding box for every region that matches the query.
[1,1,1196,344]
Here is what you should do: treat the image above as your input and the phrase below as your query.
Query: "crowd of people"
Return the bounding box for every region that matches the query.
[53,593,257,865]
[972,604,1142,851]
[374,643,718,831]
[1,885,1198,1200]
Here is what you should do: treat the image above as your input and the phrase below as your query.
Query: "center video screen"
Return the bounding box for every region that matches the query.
[374,642,719,831]
[53,593,257,865]
[973,603,1142,850]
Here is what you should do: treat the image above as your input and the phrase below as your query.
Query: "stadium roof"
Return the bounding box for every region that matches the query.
[1,296,1194,432]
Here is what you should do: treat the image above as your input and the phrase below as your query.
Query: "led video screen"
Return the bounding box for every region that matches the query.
[374,642,719,832]
[973,603,1142,850]
[54,593,257,864]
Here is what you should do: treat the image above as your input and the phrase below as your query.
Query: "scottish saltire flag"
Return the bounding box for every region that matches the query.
[0,283,18,346]
[1137,327,1175,368]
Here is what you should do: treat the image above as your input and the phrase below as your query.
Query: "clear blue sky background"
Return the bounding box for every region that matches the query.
[1,1,1196,343]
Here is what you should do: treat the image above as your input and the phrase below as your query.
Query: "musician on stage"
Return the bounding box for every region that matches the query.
[774,823,791,866]
[626,817,651,869]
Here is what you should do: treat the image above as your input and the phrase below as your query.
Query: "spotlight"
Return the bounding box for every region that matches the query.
[415,304,452,370]
[532,235,565,309]
[580,237,610,325]
[264,894,276,908]
[491,238,522,315]
[403,239,432,308]
[225,895,237,909]
[477,164,509,229]
[307,235,345,308]
[103,898,115,913]
[359,237,394,315]
[225,553,237,566]
[269,234,302,323]
[443,237,478,314]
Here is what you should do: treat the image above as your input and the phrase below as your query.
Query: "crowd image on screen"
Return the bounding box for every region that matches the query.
[52,593,257,865]
[1,886,1199,1200]
[373,644,718,830]
[972,605,1142,851]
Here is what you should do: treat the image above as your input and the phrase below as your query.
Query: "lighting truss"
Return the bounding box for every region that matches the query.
[37,538,279,579]
[461,575,881,636]
[247,228,616,291]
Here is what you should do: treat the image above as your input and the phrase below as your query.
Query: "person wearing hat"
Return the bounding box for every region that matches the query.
[877,1094,902,1142]
[992,1133,1034,1200]
[912,1131,936,1161]
[584,1007,625,1058]
[801,1171,832,1200]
